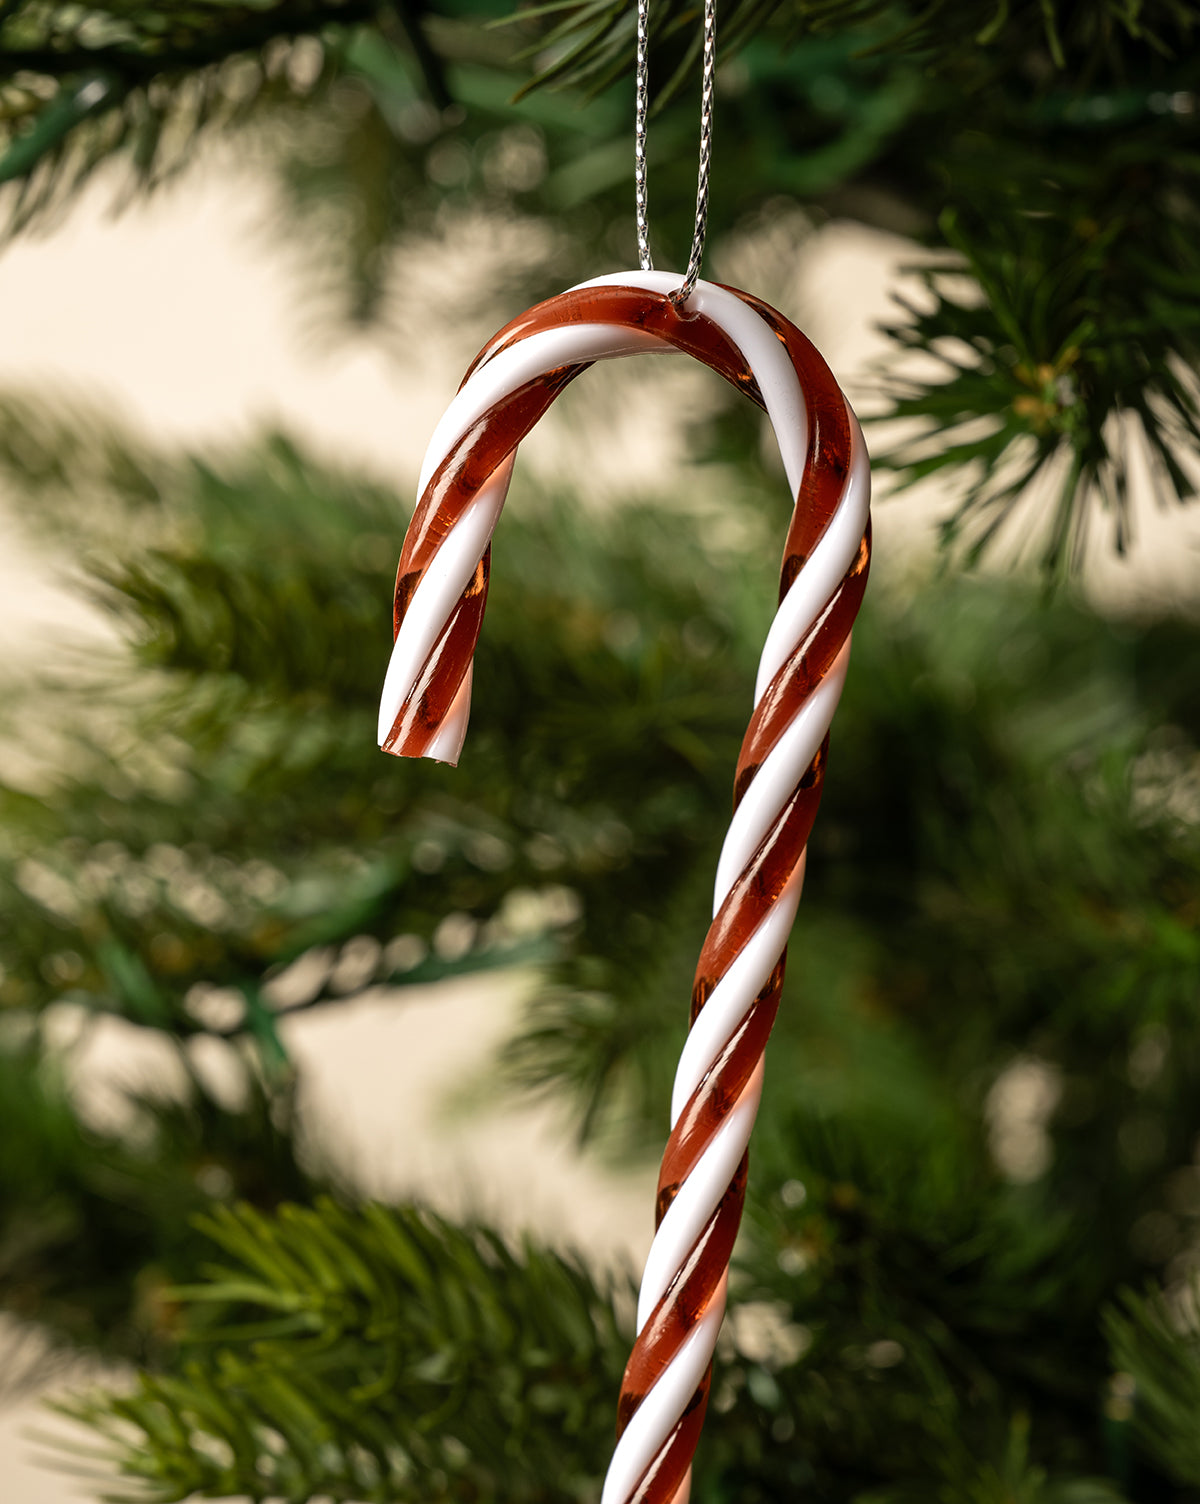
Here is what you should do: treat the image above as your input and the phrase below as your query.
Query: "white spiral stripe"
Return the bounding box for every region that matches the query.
[571,272,810,497]
[712,639,851,914]
[378,465,511,746]
[600,1275,728,1504]
[670,856,805,1127]
[418,325,665,496]
[637,1059,764,1330]
[755,410,869,703]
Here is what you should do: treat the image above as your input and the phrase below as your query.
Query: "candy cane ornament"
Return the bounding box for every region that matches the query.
[377,269,871,1503]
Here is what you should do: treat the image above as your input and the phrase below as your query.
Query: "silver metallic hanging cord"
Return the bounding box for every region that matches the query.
[635,0,653,272]
[634,0,717,304]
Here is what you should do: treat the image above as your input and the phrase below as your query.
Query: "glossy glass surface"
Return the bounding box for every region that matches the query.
[383,281,870,1503]
[382,283,857,759]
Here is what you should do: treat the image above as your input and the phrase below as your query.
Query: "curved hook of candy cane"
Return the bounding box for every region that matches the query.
[377,271,870,1504]
[377,271,862,764]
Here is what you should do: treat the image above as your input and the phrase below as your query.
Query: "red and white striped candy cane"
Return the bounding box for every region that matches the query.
[378,269,870,1503]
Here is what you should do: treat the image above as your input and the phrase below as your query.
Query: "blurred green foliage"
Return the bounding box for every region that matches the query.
[0,1041,313,1359]
[55,1199,632,1502]
[0,0,1198,1498]
[0,0,1197,558]
[0,381,1197,1498]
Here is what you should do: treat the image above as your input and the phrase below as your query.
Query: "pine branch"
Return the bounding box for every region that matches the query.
[1,5,1198,561]
[506,0,1197,102]
[501,849,719,1146]
[0,1038,315,1360]
[1,3,373,83]
[0,0,436,226]
[50,1189,1145,1500]
[0,399,759,1127]
[505,574,1200,1156]
[875,119,1200,571]
[51,1199,633,1503]
[4,390,1200,1499]
[1104,1284,1200,1487]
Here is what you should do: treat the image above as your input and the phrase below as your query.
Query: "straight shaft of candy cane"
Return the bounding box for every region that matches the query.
[377,273,870,1503]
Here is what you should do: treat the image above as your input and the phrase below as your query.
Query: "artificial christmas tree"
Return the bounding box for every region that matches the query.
[0,1,1199,1500]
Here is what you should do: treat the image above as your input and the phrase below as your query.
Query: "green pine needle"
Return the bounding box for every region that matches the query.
[50,1199,633,1503]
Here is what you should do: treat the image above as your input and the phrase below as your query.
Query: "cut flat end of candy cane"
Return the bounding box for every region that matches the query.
[378,661,473,765]
[380,736,460,767]
[379,735,462,766]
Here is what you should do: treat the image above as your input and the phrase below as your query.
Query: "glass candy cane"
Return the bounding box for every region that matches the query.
[378,270,871,1503]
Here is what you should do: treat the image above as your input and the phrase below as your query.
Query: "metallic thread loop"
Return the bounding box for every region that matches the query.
[635,0,716,304]
[635,0,653,272]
